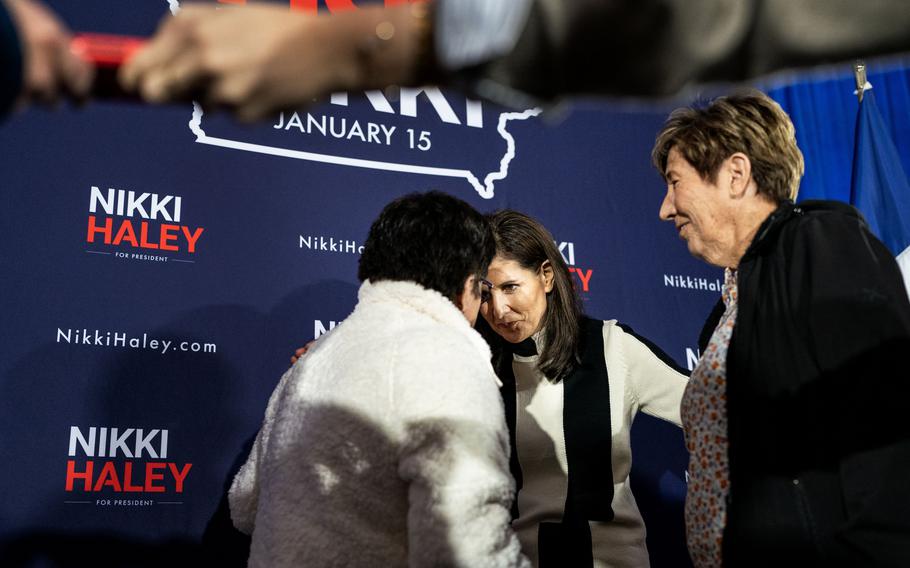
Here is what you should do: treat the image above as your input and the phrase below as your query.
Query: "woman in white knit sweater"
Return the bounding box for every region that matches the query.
[477,210,688,568]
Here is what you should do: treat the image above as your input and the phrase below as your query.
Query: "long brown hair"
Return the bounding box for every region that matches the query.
[487,210,582,381]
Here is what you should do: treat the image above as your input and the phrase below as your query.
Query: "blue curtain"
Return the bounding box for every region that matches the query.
[762,57,910,204]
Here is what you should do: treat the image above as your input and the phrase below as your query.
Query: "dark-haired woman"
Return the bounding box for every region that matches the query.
[479,210,688,568]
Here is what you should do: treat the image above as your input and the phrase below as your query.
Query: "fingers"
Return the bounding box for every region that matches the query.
[14,0,64,103]
[60,39,94,101]
[206,68,261,119]
[233,97,274,124]
[144,49,208,103]
[23,38,60,104]
[120,3,363,120]
[122,3,334,119]
[119,6,211,101]
[8,0,95,105]
[290,341,316,365]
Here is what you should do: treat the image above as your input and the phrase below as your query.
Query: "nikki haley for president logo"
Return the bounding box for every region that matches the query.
[85,185,205,263]
[65,426,192,507]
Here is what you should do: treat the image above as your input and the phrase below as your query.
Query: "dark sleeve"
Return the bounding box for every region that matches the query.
[767,210,910,455]
[456,0,910,104]
[789,211,910,561]
[795,211,910,438]
[1,2,23,117]
[807,218,910,355]
[742,210,910,457]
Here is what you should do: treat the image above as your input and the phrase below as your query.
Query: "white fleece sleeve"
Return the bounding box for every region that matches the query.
[228,366,296,535]
[394,342,529,568]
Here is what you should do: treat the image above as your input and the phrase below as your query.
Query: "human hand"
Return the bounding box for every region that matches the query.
[5,0,93,105]
[290,340,317,365]
[120,3,425,122]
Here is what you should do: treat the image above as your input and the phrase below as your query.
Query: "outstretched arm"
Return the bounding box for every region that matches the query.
[121,0,910,118]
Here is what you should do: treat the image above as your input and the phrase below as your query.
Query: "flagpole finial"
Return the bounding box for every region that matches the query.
[853,60,872,103]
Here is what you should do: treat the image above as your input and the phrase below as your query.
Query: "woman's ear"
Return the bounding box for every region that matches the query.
[727,152,753,198]
[540,260,555,293]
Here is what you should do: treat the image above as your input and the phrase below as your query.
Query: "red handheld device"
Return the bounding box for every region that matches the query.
[70,33,147,98]
[70,33,146,68]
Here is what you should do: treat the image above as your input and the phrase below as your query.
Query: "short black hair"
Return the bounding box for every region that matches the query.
[358,191,495,300]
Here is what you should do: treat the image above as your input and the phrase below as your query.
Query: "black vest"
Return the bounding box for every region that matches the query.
[496,317,613,567]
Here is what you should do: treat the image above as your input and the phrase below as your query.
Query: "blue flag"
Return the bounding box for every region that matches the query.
[850,89,910,297]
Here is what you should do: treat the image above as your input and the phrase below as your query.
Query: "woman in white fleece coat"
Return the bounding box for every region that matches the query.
[229,192,528,568]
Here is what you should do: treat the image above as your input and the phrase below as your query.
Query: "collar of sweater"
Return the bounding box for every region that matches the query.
[508,328,546,360]
[359,279,499,385]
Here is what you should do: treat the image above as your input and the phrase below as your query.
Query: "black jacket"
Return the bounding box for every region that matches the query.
[698,200,910,567]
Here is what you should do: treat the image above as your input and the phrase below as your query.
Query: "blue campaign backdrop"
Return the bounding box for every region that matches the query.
[1,2,909,567]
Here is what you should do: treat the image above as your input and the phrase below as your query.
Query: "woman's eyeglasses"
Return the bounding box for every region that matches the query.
[478,277,493,303]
